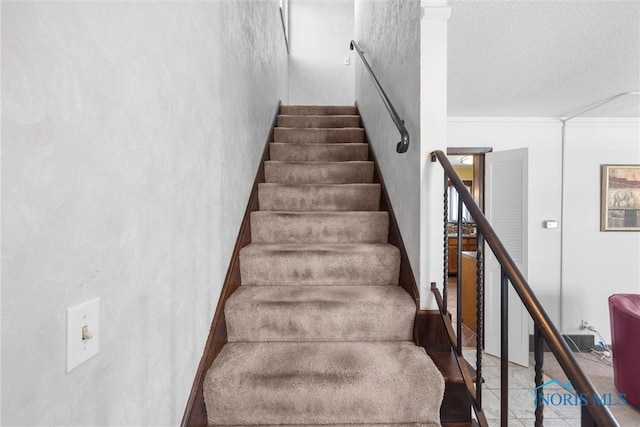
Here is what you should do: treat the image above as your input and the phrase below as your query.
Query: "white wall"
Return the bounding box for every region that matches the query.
[354,0,421,283]
[562,119,640,341]
[448,118,640,342]
[1,1,287,425]
[288,0,354,105]
[448,119,564,325]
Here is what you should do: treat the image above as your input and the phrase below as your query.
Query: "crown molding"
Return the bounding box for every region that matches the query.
[565,117,640,126]
[448,116,640,127]
[448,117,560,125]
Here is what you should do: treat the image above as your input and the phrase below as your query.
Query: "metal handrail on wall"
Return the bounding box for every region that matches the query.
[349,40,410,153]
[279,5,289,54]
[430,150,619,427]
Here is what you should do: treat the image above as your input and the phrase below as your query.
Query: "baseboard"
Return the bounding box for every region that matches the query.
[528,334,595,352]
[180,102,281,427]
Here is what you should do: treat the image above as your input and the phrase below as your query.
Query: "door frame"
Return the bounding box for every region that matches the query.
[447,147,492,212]
[446,147,492,348]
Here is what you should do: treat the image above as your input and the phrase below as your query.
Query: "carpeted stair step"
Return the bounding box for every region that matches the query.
[277,114,360,128]
[202,102,446,426]
[239,243,400,286]
[204,341,444,426]
[264,161,374,184]
[274,127,364,144]
[280,105,358,116]
[250,211,389,243]
[225,285,415,342]
[258,183,381,212]
[270,142,368,162]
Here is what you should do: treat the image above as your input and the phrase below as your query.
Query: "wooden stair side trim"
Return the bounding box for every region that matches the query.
[415,309,451,351]
[417,312,473,426]
[180,102,280,427]
[355,106,472,425]
[356,106,419,305]
[439,348,479,426]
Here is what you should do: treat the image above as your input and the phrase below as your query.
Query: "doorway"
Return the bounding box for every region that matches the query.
[446,147,531,367]
[445,148,491,348]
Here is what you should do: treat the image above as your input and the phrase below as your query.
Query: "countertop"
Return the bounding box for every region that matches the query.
[461,251,477,259]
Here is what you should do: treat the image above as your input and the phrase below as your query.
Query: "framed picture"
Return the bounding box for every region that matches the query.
[601,164,640,231]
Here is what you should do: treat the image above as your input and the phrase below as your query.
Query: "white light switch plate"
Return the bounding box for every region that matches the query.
[66,298,99,373]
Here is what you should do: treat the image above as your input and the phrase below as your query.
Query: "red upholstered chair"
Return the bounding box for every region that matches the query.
[609,294,640,408]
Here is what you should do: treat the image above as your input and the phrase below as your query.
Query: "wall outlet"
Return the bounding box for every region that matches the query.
[343,57,350,66]
[580,319,589,330]
[66,298,100,373]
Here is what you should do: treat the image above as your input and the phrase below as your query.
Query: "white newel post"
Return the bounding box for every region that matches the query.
[420,1,451,310]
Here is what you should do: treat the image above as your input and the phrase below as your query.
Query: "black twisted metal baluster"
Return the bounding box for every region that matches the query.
[443,172,449,314]
[456,199,463,355]
[534,324,544,427]
[475,230,485,410]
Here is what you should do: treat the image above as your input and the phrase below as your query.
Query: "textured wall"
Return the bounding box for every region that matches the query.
[448,118,640,342]
[1,1,287,425]
[354,0,421,283]
[288,0,355,105]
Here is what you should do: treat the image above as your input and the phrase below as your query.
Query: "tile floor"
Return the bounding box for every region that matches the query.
[461,349,640,426]
[443,279,640,426]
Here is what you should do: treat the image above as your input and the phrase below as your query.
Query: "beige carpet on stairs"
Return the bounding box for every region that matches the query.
[203,105,445,426]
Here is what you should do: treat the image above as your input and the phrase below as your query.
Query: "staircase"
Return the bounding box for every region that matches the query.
[203,105,445,426]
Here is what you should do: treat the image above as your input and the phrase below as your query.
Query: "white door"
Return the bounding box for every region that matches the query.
[484,148,529,367]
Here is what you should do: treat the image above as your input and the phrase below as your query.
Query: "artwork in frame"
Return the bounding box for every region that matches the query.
[601,164,640,231]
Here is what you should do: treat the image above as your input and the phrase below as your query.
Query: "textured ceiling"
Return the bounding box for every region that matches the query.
[447,1,640,117]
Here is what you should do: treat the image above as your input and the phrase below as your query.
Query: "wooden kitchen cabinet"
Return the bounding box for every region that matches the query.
[447,236,477,275]
[461,252,478,333]
[447,238,456,275]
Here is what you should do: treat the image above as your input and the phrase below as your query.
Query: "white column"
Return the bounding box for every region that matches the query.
[420,1,451,309]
